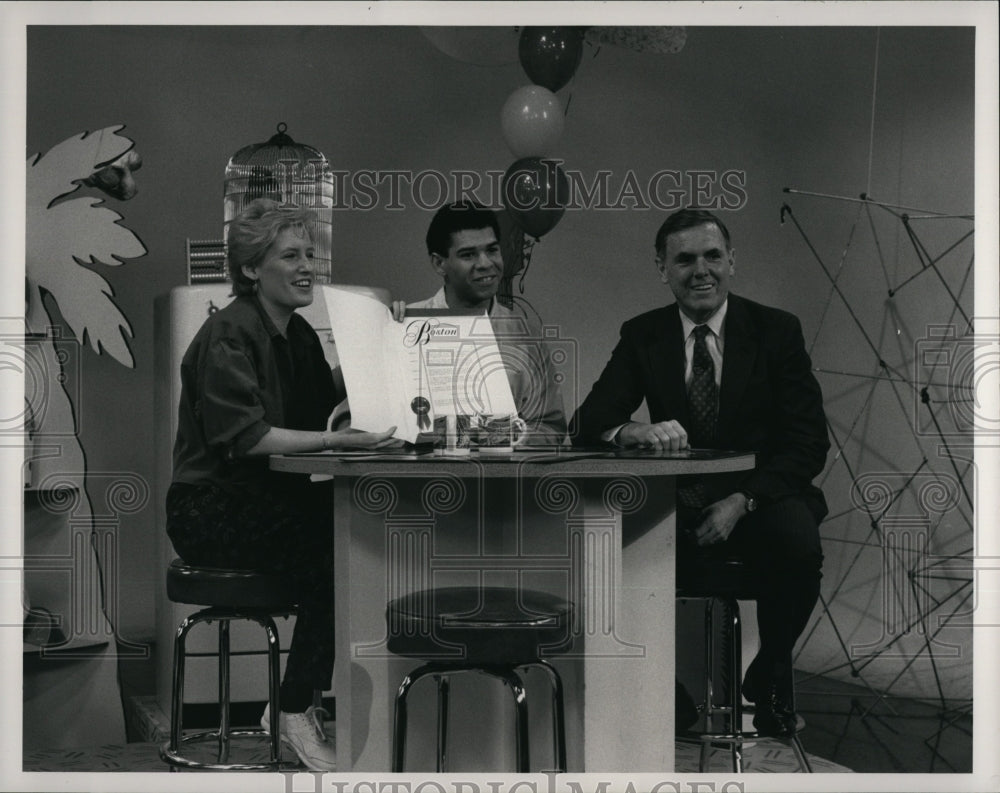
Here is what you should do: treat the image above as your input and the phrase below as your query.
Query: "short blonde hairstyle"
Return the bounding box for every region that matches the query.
[227,198,319,296]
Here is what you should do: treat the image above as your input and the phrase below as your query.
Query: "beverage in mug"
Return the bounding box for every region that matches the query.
[434,414,526,455]
[434,414,472,456]
[474,415,526,454]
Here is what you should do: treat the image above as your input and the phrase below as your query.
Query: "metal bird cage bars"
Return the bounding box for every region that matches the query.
[223,123,335,283]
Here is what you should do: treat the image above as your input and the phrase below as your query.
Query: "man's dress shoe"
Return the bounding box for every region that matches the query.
[742,655,799,738]
[751,680,799,737]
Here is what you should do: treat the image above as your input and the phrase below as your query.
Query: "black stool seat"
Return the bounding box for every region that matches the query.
[387,585,572,665]
[677,554,759,600]
[167,558,295,610]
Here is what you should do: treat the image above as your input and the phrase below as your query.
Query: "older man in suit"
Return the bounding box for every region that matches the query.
[571,208,829,737]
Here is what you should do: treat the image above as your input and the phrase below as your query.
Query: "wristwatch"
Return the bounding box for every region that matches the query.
[740,491,758,513]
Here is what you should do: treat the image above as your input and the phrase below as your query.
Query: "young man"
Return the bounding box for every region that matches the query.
[571,208,830,737]
[394,201,567,446]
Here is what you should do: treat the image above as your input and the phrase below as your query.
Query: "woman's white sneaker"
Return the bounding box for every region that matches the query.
[260,704,336,771]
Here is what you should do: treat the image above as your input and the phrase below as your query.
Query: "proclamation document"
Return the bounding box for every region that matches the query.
[321,286,516,443]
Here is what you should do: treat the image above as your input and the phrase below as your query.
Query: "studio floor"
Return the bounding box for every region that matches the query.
[22,736,851,774]
[795,671,972,774]
[21,652,970,774]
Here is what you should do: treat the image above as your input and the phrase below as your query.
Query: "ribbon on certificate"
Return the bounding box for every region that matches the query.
[410,396,431,430]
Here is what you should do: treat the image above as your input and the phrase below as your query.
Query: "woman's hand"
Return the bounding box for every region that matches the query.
[324,426,400,449]
[246,426,401,456]
[391,301,406,322]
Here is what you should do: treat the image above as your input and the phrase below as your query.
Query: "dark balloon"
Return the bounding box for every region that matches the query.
[501,157,569,240]
[518,27,585,92]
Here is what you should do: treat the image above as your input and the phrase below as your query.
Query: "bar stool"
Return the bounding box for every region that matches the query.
[676,555,813,773]
[386,585,573,772]
[159,558,300,771]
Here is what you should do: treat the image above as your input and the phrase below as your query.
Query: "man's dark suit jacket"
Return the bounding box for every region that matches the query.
[571,294,830,521]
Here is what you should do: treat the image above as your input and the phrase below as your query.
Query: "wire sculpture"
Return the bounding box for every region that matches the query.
[781,186,975,771]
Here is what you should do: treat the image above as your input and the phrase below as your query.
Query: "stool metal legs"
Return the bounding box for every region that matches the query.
[168,613,195,760]
[392,671,411,772]
[534,660,567,772]
[680,596,813,773]
[498,669,530,772]
[435,675,449,772]
[160,607,292,771]
[393,663,471,773]
[790,732,813,771]
[264,615,283,764]
[218,620,231,764]
[392,660,565,773]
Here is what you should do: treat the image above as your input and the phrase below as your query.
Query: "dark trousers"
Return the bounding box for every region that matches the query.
[166,479,335,713]
[678,496,823,667]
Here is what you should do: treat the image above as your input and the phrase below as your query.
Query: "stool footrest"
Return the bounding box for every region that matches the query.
[159,728,300,771]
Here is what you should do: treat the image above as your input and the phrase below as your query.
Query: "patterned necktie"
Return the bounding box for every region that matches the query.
[678,325,717,510]
[687,325,717,447]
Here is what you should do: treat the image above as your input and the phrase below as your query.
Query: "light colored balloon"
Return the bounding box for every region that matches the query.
[420,27,520,66]
[500,85,565,158]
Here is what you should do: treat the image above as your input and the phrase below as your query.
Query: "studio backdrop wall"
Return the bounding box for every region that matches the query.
[24,23,975,709]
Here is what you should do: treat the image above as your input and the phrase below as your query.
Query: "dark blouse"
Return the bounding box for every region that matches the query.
[171,295,337,492]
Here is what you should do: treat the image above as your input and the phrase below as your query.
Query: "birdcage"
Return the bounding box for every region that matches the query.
[223,123,334,283]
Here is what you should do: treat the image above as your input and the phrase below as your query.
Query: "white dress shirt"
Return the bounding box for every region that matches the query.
[679,300,727,389]
[603,299,728,443]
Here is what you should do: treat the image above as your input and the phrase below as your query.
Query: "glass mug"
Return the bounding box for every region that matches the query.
[474,414,527,454]
[434,414,526,455]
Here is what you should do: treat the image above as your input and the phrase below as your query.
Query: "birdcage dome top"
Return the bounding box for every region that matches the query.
[226,123,328,169]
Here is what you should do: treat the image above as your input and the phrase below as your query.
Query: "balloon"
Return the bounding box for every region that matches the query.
[500,85,565,158]
[518,27,585,92]
[420,27,520,66]
[502,157,569,240]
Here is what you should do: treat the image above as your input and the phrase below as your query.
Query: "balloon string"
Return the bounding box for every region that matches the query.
[865,29,881,197]
[511,294,543,325]
[564,34,583,116]
[518,237,536,293]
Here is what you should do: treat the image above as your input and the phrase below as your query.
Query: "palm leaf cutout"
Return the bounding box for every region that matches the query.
[26,126,147,368]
